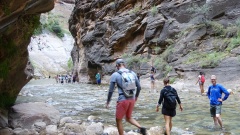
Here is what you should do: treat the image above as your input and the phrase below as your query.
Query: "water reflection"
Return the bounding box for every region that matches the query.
[16,79,240,135]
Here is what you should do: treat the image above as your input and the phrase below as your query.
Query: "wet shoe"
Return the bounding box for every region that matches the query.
[140,127,146,135]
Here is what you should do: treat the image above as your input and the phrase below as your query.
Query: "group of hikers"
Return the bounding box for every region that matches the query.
[105,58,230,135]
[55,74,77,84]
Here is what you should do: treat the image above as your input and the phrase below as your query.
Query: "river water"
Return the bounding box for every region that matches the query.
[16,79,240,135]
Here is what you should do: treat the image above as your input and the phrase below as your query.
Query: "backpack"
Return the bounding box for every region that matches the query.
[117,70,136,98]
[163,87,177,109]
[201,75,205,83]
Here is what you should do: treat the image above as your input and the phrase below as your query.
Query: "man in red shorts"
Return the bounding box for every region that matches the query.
[106,59,146,135]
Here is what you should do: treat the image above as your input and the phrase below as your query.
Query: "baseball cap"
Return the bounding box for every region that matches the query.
[116,59,125,65]
[211,75,216,79]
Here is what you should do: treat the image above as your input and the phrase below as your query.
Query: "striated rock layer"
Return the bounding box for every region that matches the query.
[0,0,55,109]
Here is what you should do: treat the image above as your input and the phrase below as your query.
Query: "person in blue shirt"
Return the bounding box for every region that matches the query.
[95,72,101,85]
[207,75,229,129]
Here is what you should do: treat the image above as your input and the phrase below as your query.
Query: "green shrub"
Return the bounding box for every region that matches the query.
[122,53,147,70]
[129,6,141,14]
[184,51,227,68]
[207,21,225,36]
[151,6,158,16]
[187,3,211,23]
[236,18,240,28]
[169,77,176,84]
[67,58,73,70]
[226,37,240,51]
[42,14,65,38]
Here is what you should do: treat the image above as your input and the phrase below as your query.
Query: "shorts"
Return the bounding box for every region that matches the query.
[116,99,135,119]
[162,107,176,117]
[210,105,222,117]
[151,80,155,84]
[96,79,101,84]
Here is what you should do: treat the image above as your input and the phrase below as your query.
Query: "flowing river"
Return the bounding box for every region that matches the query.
[16,79,240,135]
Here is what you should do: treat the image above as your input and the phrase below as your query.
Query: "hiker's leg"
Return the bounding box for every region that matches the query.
[169,116,173,132]
[125,100,141,128]
[126,117,141,128]
[200,84,204,94]
[164,115,171,135]
[116,118,124,135]
[216,105,223,128]
[116,101,127,135]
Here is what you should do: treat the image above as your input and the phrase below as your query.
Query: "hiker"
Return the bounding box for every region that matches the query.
[105,59,146,135]
[150,65,156,74]
[95,72,101,85]
[196,72,205,95]
[207,75,229,130]
[150,71,155,93]
[156,78,183,135]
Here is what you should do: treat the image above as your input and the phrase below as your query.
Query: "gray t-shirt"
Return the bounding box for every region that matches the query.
[109,68,141,102]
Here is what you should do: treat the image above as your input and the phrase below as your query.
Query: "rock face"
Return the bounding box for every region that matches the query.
[0,0,55,109]
[69,0,240,84]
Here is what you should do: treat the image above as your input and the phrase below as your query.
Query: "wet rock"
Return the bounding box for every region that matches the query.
[148,126,164,135]
[12,128,38,135]
[59,117,73,127]
[103,126,119,135]
[32,122,46,134]
[8,102,60,129]
[0,127,13,135]
[46,125,57,135]
[86,122,104,135]
[64,123,86,133]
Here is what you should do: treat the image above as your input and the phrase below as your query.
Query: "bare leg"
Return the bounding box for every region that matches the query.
[213,117,218,127]
[116,118,124,135]
[126,117,141,128]
[164,115,172,135]
[216,114,223,128]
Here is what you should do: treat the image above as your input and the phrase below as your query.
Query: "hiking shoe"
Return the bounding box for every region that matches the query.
[139,127,146,135]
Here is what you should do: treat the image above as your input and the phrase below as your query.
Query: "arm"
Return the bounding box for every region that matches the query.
[195,76,200,85]
[156,89,164,112]
[174,88,183,111]
[106,82,115,108]
[135,75,141,101]
[207,86,211,99]
[219,85,229,101]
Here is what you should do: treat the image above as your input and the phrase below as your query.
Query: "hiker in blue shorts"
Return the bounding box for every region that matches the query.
[156,78,183,135]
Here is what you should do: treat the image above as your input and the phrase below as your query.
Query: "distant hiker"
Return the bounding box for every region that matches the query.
[156,78,183,135]
[150,65,156,74]
[95,72,101,85]
[196,72,205,95]
[207,75,229,130]
[73,75,76,83]
[55,75,58,83]
[150,71,155,93]
[24,61,34,79]
[106,59,146,135]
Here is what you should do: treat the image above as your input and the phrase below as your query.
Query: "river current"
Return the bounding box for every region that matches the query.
[16,79,240,135]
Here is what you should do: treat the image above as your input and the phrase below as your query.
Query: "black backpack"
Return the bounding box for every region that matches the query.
[163,87,177,109]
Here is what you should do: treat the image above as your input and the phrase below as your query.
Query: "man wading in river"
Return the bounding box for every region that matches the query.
[105,59,146,135]
[207,75,229,130]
